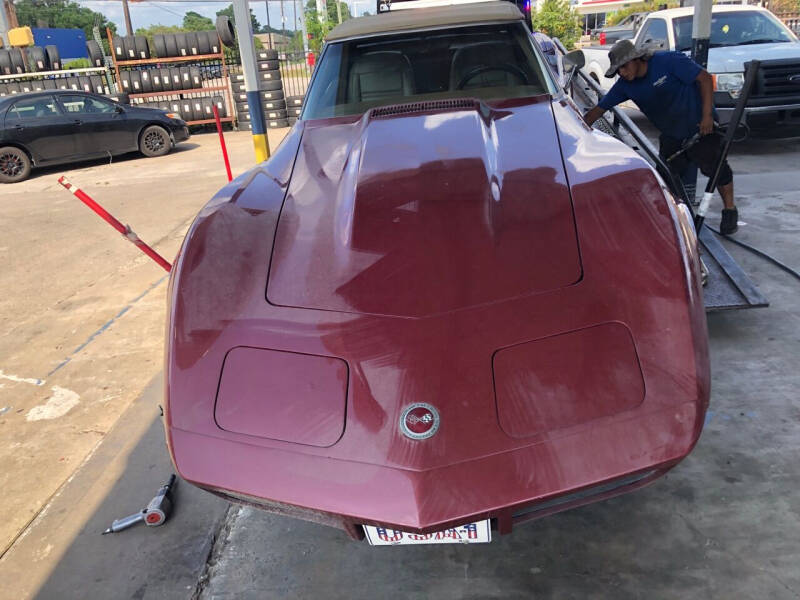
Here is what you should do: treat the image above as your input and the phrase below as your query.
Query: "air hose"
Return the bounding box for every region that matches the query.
[694,60,760,231]
[707,226,800,283]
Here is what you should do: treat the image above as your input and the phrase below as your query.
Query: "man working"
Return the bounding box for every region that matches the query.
[583,40,739,235]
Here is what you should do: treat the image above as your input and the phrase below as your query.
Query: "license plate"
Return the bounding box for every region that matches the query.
[363,520,491,546]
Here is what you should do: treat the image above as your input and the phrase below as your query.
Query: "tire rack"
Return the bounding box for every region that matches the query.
[106,28,234,126]
[0,67,112,96]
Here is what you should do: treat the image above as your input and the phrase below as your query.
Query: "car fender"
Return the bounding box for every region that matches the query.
[0,140,36,167]
[137,120,173,146]
[164,122,305,462]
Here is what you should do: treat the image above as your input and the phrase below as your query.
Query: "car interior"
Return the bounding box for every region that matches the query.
[304,23,551,119]
[7,97,60,119]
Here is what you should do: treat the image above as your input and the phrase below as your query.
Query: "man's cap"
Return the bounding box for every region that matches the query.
[605,39,652,78]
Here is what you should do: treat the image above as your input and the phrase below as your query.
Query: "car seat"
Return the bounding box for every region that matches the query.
[449,42,522,90]
[33,100,54,118]
[346,51,416,103]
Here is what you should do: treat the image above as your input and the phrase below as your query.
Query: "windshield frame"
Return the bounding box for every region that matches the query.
[301,20,559,121]
[672,10,798,52]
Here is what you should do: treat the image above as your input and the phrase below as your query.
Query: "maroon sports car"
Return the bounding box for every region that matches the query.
[164,1,709,544]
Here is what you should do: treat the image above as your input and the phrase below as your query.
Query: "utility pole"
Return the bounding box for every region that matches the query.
[280,0,285,44]
[121,0,134,35]
[265,0,272,49]
[5,0,18,28]
[684,0,713,203]
[232,0,270,161]
[0,0,10,47]
[291,0,297,52]
[297,0,308,54]
[336,0,341,24]
[691,0,712,68]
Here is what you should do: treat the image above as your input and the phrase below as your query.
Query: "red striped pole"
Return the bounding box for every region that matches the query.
[213,104,233,182]
[57,176,172,272]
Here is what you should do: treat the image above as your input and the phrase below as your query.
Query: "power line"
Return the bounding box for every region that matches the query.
[140,1,185,17]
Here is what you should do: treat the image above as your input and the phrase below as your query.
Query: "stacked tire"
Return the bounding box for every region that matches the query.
[51,75,110,94]
[150,31,220,58]
[0,74,110,95]
[0,45,61,74]
[286,94,303,125]
[135,95,225,122]
[231,50,291,129]
[111,35,151,61]
[118,66,203,94]
[86,40,104,67]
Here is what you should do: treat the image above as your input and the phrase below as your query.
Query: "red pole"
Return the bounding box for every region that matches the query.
[57,176,172,272]
[213,104,233,182]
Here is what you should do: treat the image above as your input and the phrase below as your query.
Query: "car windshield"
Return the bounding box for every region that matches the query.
[303,22,554,119]
[673,11,796,51]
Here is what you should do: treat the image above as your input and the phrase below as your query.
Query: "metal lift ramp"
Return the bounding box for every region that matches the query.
[567,63,768,312]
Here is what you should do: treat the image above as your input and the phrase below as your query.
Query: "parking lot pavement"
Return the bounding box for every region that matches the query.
[194,135,800,599]
[0,128,287,595]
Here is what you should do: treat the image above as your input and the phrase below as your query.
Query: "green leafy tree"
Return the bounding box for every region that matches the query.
[216,4,262,34]
[182,11,214,31]
[15,0,116,41]
[326,0,352,24]
[605,1,677,26]
[304,0,351,53]
[531,0,582,50]
[64,57,91,69]
[766,0,800,13]
[135,24,183,36]
[134,24,183,50]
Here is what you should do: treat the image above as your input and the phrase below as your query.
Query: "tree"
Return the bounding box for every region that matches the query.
[326,0,352,24]
[531,0,581,50]
[304,0,351,53]
[216,4,261,34]
[15,0,116,41]
[182,11,214,32]
[605,1,676,27]
[766,0,800,13]
[135,24,182,54]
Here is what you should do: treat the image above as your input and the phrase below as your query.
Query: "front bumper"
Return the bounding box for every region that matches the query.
[171,124,191,143]
[715,93,800,136]
[168,399,703,539]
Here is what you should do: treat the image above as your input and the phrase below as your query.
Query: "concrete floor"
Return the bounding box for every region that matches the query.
[0,122,798,600]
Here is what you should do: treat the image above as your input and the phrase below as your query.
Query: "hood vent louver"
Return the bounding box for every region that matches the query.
[371,98,478,118]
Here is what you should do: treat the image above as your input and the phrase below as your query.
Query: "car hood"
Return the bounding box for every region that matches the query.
[267,97,582,318]
[708,42,800,72]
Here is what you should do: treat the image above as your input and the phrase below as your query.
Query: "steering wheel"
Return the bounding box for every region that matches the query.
[456,64,529,90]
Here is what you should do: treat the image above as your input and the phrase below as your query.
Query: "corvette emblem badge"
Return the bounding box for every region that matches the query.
[400,403,440,440]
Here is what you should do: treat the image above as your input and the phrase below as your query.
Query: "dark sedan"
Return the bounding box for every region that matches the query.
[0,90,190,183]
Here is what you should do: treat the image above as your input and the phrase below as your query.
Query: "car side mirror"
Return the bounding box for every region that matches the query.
[115,105,125,114]
[643,39,665,50]
[562,50,585,90]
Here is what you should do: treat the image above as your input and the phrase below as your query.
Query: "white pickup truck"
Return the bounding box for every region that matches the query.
[581,5,800,137]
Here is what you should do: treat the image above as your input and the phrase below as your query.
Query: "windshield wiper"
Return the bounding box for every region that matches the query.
[735,38,789,45]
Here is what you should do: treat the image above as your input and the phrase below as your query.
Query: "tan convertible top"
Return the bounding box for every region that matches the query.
[326,1,524,41]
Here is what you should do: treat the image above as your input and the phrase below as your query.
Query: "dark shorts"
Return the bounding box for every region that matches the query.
[659,132,734,188]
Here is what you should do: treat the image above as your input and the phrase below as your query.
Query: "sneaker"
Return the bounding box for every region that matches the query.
[720,207,738,235]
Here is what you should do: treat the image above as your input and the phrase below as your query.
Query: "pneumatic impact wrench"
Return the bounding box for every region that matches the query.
[102,474,176,534]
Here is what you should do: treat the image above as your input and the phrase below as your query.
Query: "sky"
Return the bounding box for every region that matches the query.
[75,0,376,33]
